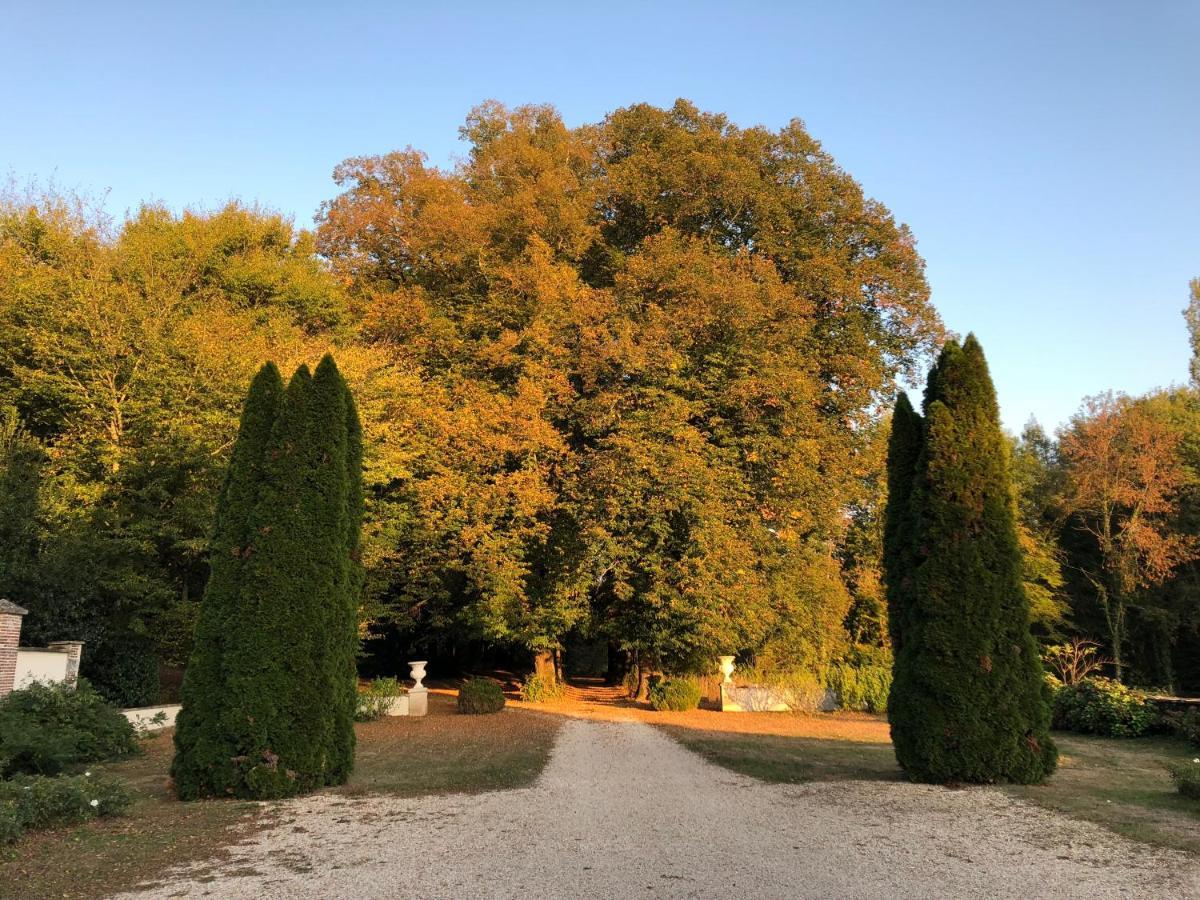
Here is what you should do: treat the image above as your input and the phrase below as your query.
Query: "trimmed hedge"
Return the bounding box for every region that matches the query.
[648,678,701,712]
[0,680,138,778]
[1051,677,1159,738]
[457,679,506,714]
[0,773,132,844]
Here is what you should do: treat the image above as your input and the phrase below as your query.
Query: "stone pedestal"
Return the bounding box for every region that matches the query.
[407,660,428,717]
[385,694,410,717]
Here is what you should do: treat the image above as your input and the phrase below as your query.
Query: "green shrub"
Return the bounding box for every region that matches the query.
[0,680,139,778]
[1169,759,1200,800]
[354,678,407,722]
[648,678,702,712]
[82,638,160,708]
[828,662,891,713]
[457,679,506,714]
[0,773,133,844]
[1051,677,1159,737]
[520,673,564,703]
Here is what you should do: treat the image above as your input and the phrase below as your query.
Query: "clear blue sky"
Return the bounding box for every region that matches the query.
[3,1,1197,432]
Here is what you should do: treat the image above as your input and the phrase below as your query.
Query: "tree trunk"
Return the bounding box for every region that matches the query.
[534,650,556,682]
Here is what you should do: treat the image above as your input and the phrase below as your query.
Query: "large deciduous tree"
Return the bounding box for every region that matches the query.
[1058,393,1197,680]
[316,99,941,672]
[888,336,1056,784]
[0,194,396,703]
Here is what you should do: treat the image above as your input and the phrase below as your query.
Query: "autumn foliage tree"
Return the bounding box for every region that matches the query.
[316,99,941,673]
[1058,393,1198,680]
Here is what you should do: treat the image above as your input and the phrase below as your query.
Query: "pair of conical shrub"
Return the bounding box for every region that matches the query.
[172,355,363,799]
[885,335,1057,784]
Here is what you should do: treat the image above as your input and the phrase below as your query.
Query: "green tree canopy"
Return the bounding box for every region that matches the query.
[316,99,942,671]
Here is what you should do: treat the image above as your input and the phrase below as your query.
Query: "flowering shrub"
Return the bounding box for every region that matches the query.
[0,772,132,844]
[1051,677,1159,737]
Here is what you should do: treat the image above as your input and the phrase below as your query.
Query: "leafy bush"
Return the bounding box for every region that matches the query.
[520,673,564,703]
[0,680,139,778]
[354,678,407,722]
[0,772,133,844]
[827,663,891,713]
[648,678,701,712]
[82,639,160,708]
[1169,758,1200,800]
[1051,677,1159,737]
[457,679,506,715]
[1041,639,1109,686]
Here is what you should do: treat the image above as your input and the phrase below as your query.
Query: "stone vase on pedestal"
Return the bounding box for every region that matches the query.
[408,660,428,717]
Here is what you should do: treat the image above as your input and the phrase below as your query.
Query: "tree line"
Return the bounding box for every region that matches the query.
[0,99,1193,701]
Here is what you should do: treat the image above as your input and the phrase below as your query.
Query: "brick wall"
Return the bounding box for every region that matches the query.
[0,607,25,697]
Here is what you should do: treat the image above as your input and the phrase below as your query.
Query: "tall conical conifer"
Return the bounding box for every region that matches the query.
[889,335,1057,784]
[883,391,922,653]
[172,357,364,799]
[172,363,284,799]
[310,354,358,784]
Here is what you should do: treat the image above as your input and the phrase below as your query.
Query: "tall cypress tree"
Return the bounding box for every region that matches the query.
[172,357,363,799]
[330,362,365,783]
[172,363,284,799]
[311,354,359,785]
[883,391,922,653]
[889,335,1057,784]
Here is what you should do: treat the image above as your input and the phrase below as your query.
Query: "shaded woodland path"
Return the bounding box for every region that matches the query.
[118,718,1199,899]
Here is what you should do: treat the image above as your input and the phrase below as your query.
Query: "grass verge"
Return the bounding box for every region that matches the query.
[0,693,561,899]
[661,716,1200,854]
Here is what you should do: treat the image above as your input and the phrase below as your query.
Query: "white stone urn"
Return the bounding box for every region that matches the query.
[408,660,428,691]
[407,660,429,716]
[718,655,736,684]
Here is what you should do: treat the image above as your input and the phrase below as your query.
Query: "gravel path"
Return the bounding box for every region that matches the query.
[119,718,1200,899]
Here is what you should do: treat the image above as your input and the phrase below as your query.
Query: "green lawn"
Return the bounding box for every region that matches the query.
[0,696,561,900]
[664,723,1200,854]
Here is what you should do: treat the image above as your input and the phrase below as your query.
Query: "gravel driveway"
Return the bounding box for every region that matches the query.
[119,717,1200,899]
